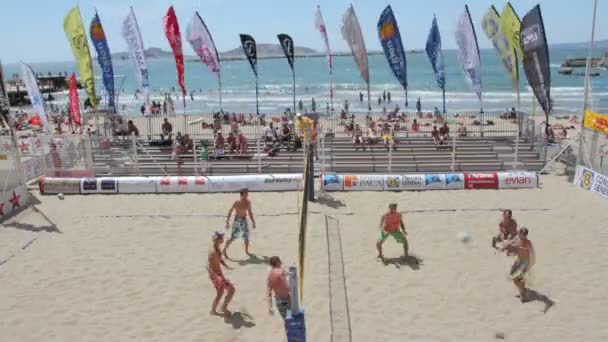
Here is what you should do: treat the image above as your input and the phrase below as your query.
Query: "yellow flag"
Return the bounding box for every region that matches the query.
[64,7,97,107]
[500,2,522,60]
[482,6,519,89]
[584,110,608,135]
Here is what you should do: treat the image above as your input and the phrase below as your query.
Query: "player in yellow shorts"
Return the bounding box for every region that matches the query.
[376,203,408,260]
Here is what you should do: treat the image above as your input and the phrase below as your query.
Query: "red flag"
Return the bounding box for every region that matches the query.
[164,6,186,105]
[68,73,81,125]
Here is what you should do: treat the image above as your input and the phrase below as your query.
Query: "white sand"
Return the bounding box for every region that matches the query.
[1,176,608,342]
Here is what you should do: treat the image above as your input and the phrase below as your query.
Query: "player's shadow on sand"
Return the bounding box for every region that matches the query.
[523,289,555,313]
[316,192,346,209]
[224,311,256,329]
[234,254,270,267]
[383,255,423,270]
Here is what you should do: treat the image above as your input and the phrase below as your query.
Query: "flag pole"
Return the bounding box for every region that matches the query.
[442,87,446,113]
[366,82,371,111]
[329,69,334,111]
[217,72,224,113]
[404,87,408,112]
[292,68,296,114]
[255,72,260,116]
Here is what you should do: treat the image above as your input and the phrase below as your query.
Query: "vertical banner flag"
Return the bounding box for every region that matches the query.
[378,5,408,106]
[500,3,522,59]
[314,6,334,108]
[341,5,370,109]
[426,15,446,109]
[20,63,49,132]
[164,6,187,107]
[520,5,551,118]
[455,5,483,105]
[240,34,257,76]
[122,7,150,108]
[277,34,294,70]
[482,6,519,102]
[90,12,115,112]
[0,59,9,115]
[64,7,97,108]
[68,73,82,125]
[187,12,222,111]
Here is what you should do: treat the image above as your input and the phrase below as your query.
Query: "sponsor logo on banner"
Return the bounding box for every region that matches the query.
[581,169,594,190]
[498,172,538,189]
[574,166,608,200]
[464,173,498,190]
[385,174,425,190]
[425,174,445,190]
[344,175,384,190]
[82,178,97,191]
[323,174,340,186]
[265,177,297,184]
[100,179,116,191]
[445,173,465,189]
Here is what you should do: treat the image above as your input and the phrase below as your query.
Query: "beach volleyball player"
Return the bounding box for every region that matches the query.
[376,203,409,261]
[224,188,257,258]
[208,232,235,315]
[501,227,535,302]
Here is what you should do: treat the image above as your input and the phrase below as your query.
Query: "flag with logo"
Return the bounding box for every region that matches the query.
[21,63,49,132]
[314,6,333,101]
[122,7,150,107]
[164,6,187,104]
[240,34,257,76]
[426,16,445,91]
[482,6,519,93]
[454,5,482,102]
[341,5,369,84]
[187,12,220,73]
[500,2,522,59]
[90,12,115,112]
[378,5,407,91]
[520,5,551,116]
[277,34,295,70]
[64,6,97,108]
[68,73,81,125]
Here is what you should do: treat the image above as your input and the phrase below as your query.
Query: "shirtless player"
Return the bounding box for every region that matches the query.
[492,209,518,249]
[502,227,535,302]
[224,188,256,258]
[208,232,235,315]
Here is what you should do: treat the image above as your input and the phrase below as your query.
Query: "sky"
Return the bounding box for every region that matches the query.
[0,0,605,64]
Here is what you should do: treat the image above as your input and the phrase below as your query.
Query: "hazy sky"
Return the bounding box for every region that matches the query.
[0,0,605,63]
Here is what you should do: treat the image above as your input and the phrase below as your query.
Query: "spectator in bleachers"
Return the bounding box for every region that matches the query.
[457,123,468,137]
[431,125,440,145]
[115,117,128,138]
[295,113,314,142]
[161,118,173,141]
[182,134,193,150]
[280,123,291,145]
[439,122,450,144]
[353,124,364,150]
[237,131,248,155]
[127,120,139,137]
[214,132,225,157]
[227,132,237,154]
[381,123,395,150]
[264,122,278,143]
[367,121,379,145]
[230,120,239,134]
[411,119,420,133]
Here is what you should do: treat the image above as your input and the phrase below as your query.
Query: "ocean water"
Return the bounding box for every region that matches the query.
[3,46,607,115]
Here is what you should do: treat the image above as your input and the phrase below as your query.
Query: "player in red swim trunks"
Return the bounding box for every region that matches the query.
[208,232,235,316]
[376,203,409,261]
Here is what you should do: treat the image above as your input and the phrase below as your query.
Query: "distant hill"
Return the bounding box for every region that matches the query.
[111,47,181,60]
[221,44,317,57]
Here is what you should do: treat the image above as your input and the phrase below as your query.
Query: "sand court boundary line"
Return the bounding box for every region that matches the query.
[0,237,38,268]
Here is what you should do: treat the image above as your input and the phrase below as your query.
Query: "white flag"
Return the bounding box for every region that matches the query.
[187,12,220,74]
[341,5,369,84]
[21,63,49,133]
[122,7,150,106]
[315,6,332,71]
[455,5,482,101]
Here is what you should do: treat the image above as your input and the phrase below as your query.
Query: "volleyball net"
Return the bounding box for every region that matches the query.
[297,143,313,304]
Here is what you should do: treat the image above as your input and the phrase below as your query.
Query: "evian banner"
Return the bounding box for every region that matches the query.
[497,172,539,189]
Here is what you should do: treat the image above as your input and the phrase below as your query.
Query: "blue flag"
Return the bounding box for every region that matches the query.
[425,16,445,90]
[90,12,115,112]
[377,5,407,90]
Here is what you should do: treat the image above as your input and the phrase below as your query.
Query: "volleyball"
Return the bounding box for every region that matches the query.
[458,231,471,243]
[57,193,64,200]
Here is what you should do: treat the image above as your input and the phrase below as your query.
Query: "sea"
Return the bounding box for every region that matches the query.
[3,46,607,116]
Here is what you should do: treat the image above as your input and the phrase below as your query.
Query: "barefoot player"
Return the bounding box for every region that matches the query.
[502,227,535,302]
[492,209,518,249]
[224,188,256,258]
[376,203,408,260]
[208,232,235,315]
[267,256,291,319]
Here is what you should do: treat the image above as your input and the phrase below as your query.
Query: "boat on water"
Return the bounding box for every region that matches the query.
[559,67,573,75]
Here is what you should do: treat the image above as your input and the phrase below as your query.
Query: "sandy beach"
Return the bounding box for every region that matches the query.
[1,175,607,342]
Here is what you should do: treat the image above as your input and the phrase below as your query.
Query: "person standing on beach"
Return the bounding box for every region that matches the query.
[359,92,363,102]
[387,91,391,103]
[376,203,408,260]
[344,99,349,113]
[416,98,422,114]
[311,97,316,112]
[208,232,235,316]
[492,209,518,249]
[298,100,304,112]
[383,90,387,103]
[224,189,256,258]
[267,256,291,319]
[502,228,535,302]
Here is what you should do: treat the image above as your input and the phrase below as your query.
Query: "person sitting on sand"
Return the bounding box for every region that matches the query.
[214,132,225,157]
[353,124,364,150]
[208,232,235,316]
[376,203,409,261]
[267,256,291,319]
[492,209,518,249]
[431,125,440,145]
[224,188,256,258]
[501,227,535,302]
[439,122,450,144]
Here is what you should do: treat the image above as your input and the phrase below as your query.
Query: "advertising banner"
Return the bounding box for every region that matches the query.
[424,174,446,190]
[39,177,82,194]
[343,175,384,191]
[574,165,608,200]
[207,174,302,192]
[117,177,157,193]
[321,174,343,191]
[464,173,498,190]
[80,177,118,194]
[445,173,465,190]
[156,176,209,193]
[384,174,425,191]
[497,172,538,189]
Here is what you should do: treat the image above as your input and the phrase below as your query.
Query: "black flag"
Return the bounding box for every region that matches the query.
[277,33,294,70]
[239,34,257,76]
[520,5,551,119]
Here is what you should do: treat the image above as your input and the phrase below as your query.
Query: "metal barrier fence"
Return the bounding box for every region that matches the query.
[578,127,608,176]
